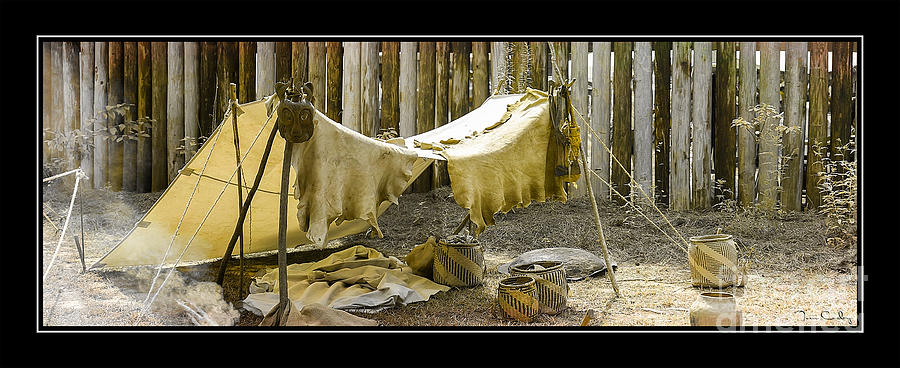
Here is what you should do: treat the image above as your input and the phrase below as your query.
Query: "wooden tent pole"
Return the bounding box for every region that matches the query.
[579,142,622,298]
[228,83,247,299]
[272,140,294,325]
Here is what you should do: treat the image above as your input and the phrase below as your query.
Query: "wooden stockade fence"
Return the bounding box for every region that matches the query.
[41,40,857,213]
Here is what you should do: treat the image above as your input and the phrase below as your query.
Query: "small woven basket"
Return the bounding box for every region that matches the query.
[433,238,485,287]
[688,234,740,288]
[497,276,540,322]
[510,261,568,315]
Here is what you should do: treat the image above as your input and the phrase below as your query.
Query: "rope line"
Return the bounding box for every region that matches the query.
[142,108,275,312]
[43,169,86,280]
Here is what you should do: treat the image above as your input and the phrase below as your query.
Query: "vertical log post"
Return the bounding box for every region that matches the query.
[611,41,633,206]
[414,41,435,192]
[108,42,124,191]
[341,42,361,132]
[93,42,108,189]
[434,42,451,187]
[136,42,152,192]
[238,42,256,103]
[691,42,712,209]
[471,42,490,107]
[167,42,185,183]
[216,42,238,127]
[290,42,307,87]
[399,42,417,137]
[325,42,342,122]
[805,42,828,210]
[275,41,291,85]
[257,42,275,97]
[379,42,400,133]
[830,42,853,161]
[570,41,589,198]
[633,42,653,204]
[450,42,469,120]
[530,41,547,91]
[509,42,529,93]
[782,42,808,211]
[757,42,781,212]
[491,42,507,94]
[670,42,692,211]
[50,43,63,171]
[79,42,94,188]
[62,42,81,173]
[714,42,737,203]
[42,43,52,168]
[591,42,611,202]
[122,42,137,191]
[551,42,569,83]
[653,41,672,205]
[361,42,380,137]
[737,42,758,207]
[184,42,200,161]
[198,42,218,138]
[150,42,167,191]
[307,42,326,112]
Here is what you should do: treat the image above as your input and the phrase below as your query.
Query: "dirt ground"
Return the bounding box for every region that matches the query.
[40,180,858,328]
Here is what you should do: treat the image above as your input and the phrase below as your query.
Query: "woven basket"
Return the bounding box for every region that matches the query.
[433,239,485,287]
[497,276,540,322]
[510,261,568,315]
[688,234,739,288]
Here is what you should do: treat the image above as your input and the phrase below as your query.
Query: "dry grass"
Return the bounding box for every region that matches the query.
[40,179,858,328]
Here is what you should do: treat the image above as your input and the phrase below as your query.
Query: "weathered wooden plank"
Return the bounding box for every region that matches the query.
[714,42,737,203]
[757,41,781,211]
[184,42,200,162]
[399,42,417,137]
[805,41,828,210]
[633,42,653,203]
[341,42,361,132]
[652,41,671,204]
[471,42,490,107]
[670,42,692,211]
[307,42,325,112]
[325,41,342,122]
[238,42,256,103]
[42,43,52,168]
[49,42,63,169]
[570,41,589,198]
[434,41,451,188]
[782,42,807,211]
[257,42,275,97]
[591,42,611,202]
[63,41,81,172]
[379,42,399,133]
[166,42,185,183]
[198,42,217,138]
[691,42,712,209]
[79,42,94,188]
[93,42,108,189]
[551,42,569,82]
[737,42,758,207]
[450,42,469,121]
[530,41,547,91]
[136,41,152,192]
[215,42,237,129]
[123,42,137,191]
[509,42,530,94]
[361,42,379,137]
[290,41,307,87]
[275,41,291,85]
[491,42,507,94]
[612,41,633,206]
[830,41,853,160]
[414,41,436,192]
[108,41,124,192]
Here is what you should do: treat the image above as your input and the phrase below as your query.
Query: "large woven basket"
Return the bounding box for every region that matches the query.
[688,234,739,288]
[510,261,568,315]
[433,239,485,287]
[497,276,540,322]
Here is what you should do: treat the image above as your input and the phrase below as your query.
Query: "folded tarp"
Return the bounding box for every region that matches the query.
[243,245,449,314]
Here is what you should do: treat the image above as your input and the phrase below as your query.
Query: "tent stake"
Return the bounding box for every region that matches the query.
[215,125,279,286]
[272,140,294,326]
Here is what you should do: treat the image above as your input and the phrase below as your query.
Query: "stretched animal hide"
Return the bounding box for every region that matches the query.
[443,89,569,235]
[291,111,419,246]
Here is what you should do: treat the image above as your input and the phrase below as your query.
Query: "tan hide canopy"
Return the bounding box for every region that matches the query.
[92,89,567,269]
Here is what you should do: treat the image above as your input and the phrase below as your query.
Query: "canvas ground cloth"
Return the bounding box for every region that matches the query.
[242,245,449,315]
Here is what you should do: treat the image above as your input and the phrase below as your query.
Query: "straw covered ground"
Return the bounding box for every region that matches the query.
[40,180,858,328]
